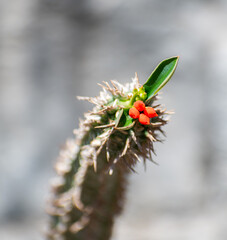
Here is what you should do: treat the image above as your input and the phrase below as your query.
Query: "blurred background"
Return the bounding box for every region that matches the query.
[1,0,227,239]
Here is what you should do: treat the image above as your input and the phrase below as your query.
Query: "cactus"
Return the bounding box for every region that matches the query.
[46,57,179,240]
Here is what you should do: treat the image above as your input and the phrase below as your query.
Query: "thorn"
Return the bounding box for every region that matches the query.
[97,83,109,90]
[103,81,112,89]
[133,152,141,162]
[123,158,137,173]
[106,140,110,162]
[102,81,115,95]
[165,110,175,115]
[130,130,143,149]
[77,96,100,106]
[159,128,166,137]
[134,72,140,88]
[109,168,113,175]
[77,96,89,100]
[149,122,163,128]
[143,159,147,171]
[95,123,115,129]
[88,108,109,115]
[159,108,167,113]
[93,156,97,172]
[90,98,101,106]
[72,191,85,211]
[120,138,130,157]
[148,143,152,159]
[113,158,118,164]
[98,128,114,139]
[110,80,119,90]
[150,158,159,165]
[146,132,157,142]
[96,128,114,157]
[70,214,90,233]
[152,104,161,108]
[111,80,124,89]
[110,80,125,97]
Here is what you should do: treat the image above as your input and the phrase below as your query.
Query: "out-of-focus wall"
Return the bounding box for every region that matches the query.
[1,0,227,239]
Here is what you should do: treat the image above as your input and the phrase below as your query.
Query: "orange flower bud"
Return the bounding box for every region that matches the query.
[129,107,140,119]
[134,100,145,112]
[139,114,150,125]
[144,107,158,118]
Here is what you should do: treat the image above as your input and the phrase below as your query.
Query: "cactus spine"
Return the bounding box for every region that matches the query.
[46,57,179,240]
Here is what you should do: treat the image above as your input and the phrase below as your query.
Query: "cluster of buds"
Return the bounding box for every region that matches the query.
[128,86,158,125]
[129,100,158,125]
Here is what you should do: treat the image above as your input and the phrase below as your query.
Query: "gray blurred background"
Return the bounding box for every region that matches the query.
[1,0,227,239]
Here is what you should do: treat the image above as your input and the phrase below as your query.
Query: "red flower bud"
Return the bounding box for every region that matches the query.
[139,114,150,125]
[134,100,145,112]
[129,107,140,119]
[144,107,158,118]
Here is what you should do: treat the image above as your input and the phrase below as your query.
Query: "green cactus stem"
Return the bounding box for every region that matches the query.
[46,56,179,240]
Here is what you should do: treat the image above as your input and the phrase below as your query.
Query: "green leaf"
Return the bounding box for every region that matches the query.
[115,109,135,130]
[143,56,179,100]
[115,109,124,127]
[116,121,135,130]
